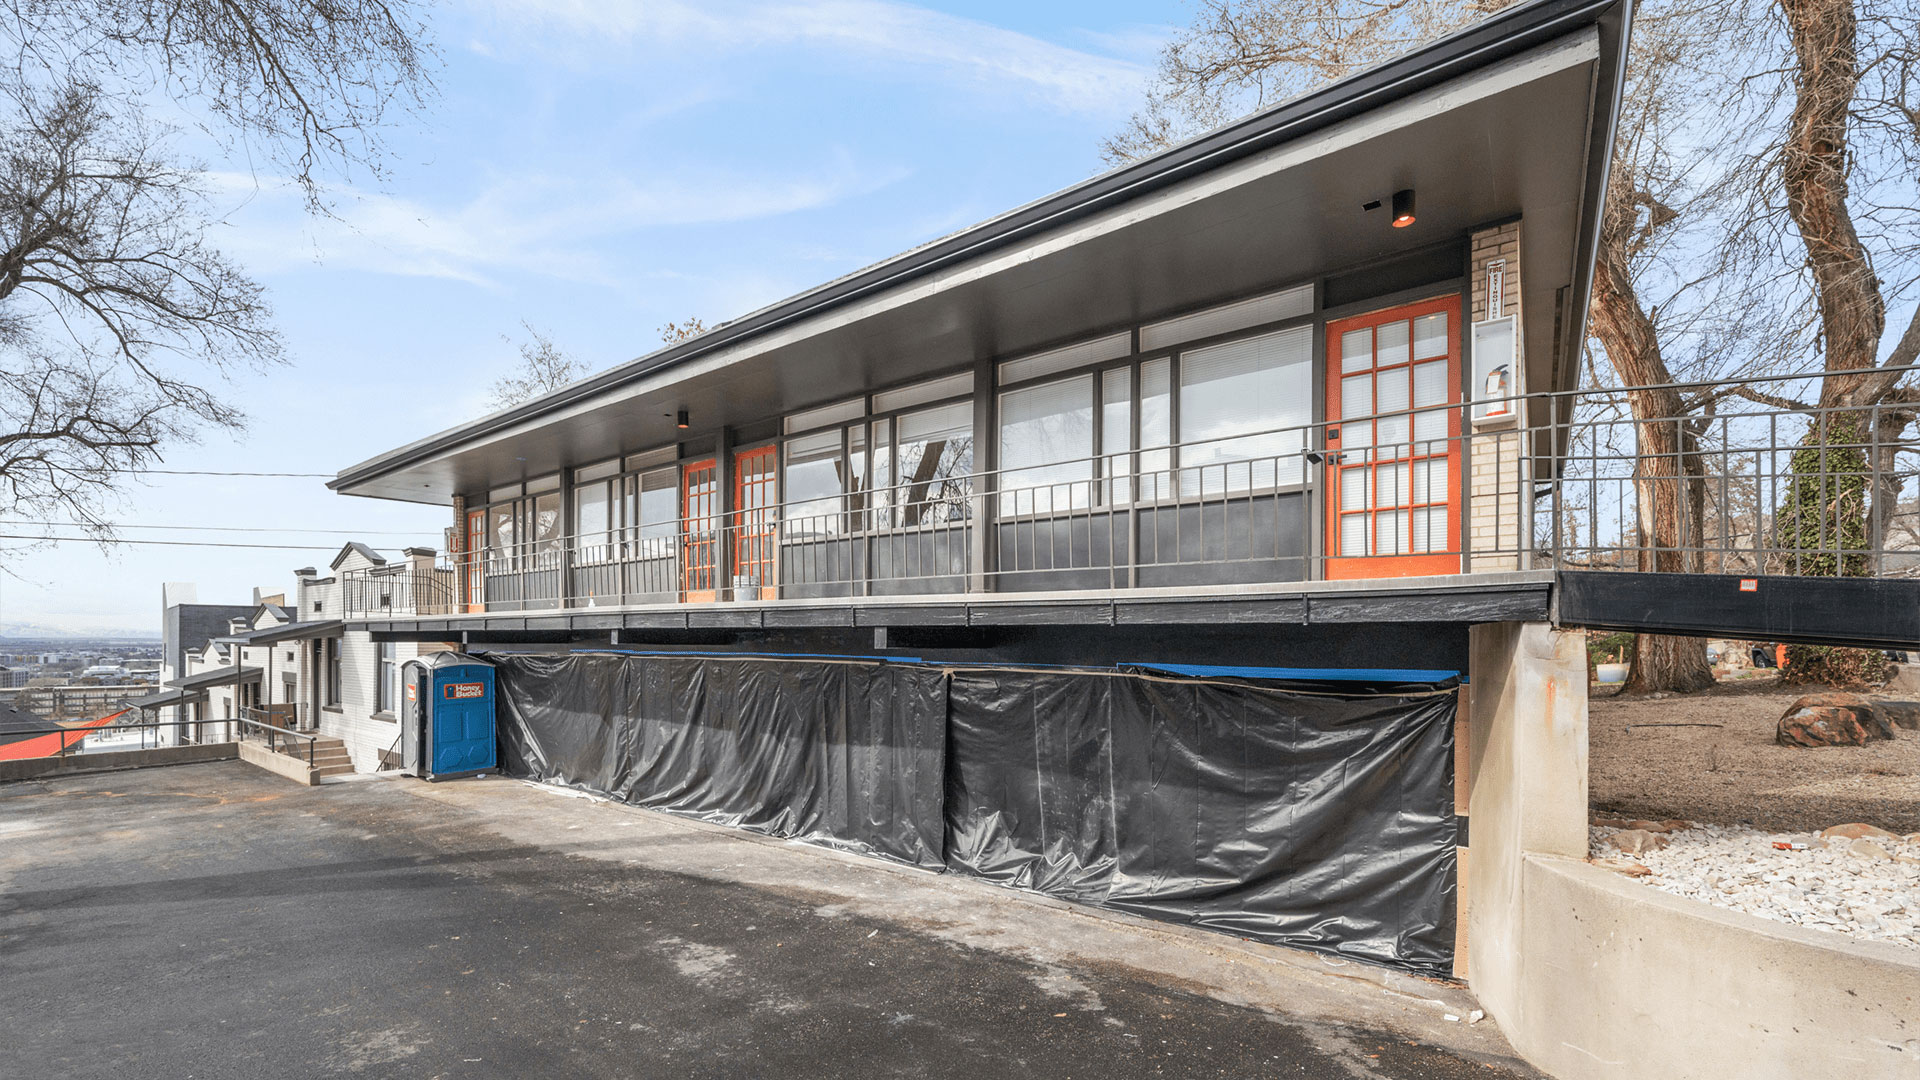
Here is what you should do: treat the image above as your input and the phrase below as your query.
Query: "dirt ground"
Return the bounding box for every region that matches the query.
[1589,673,1920,834]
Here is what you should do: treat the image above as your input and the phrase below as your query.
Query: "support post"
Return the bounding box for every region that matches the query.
[969,355,995,594]
[1463,622,1588,1040]
[715,427,735,601]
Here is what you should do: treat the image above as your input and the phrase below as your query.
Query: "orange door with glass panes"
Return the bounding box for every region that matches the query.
[682,459,719,601]
[732,446,777,600]
[465,509,486,612]
[1325,295,1462,579]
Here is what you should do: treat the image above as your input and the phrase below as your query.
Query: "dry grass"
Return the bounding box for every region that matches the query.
[1589,674,1920,834]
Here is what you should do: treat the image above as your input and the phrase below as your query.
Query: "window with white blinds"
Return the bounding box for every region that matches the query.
[999,374,1094,514]
[784,428,847,536]
[1177,325,1312,493]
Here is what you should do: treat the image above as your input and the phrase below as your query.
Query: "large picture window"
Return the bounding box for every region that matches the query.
[1177,325,1312,494]
[999,374,1094,515]
[778,422,871,540]
[882,401,973,527]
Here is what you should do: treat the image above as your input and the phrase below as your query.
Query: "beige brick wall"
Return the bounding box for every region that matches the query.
[1467,221,1528,572]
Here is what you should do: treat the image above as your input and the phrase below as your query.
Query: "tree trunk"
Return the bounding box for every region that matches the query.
[1626,633,1716,695]
[1777,0,1884,409]
[1589,208,1717,693]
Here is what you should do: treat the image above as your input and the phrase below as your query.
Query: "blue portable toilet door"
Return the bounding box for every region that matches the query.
[430,664,496,776]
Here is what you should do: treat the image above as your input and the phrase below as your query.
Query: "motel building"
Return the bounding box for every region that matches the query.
[331,0,1621,989]
[319,3,1920,1073]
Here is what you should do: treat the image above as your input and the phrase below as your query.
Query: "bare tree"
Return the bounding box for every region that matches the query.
[659,317,708,344]
[487,323,586,410]
[1101,0,1514,165]
[0,1,434,541]
[0,83,279,535]
[1,1,435,210]
[1580,1,1775,692]
[1726,0,1920,565]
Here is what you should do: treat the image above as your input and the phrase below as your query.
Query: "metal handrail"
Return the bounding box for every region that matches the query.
[338,366,1920,614]
[238,708,319,768]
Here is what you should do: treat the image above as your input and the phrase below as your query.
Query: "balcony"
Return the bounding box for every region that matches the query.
[339,370,1920,646]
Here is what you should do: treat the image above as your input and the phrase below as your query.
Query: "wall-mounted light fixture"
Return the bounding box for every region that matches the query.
[676,409,690,430]
[1391,189,1416,228]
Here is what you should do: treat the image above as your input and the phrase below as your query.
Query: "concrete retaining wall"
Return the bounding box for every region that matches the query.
[1465,621,1920,1080]
[1509,855,1919,1079]
[0,742,237,783]
[236,740,319,786]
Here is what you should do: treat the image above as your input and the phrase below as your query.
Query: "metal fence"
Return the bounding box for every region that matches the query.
[341,367,1920,616]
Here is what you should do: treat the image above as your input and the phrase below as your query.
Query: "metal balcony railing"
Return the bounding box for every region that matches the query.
[339,367,1920,617]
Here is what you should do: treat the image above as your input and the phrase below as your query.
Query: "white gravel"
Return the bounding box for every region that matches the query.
[1589,823,1920,949]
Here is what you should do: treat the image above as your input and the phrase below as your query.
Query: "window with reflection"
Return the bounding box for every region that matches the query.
[891,402,973,527]
[999,374,1094,515]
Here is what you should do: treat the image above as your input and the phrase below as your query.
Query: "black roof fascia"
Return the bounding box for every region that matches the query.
[169,667,263,691]
[121,688,205,710]
[219,619,343,645]
[331,0,1626,495]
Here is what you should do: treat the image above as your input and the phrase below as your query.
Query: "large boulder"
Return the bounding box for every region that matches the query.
[1867,698,1920,731]
[1775,693,1894,747]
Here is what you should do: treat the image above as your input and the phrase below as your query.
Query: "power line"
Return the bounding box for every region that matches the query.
[0,520,432,536]
[132,469,334,477]
[0,533,410,552]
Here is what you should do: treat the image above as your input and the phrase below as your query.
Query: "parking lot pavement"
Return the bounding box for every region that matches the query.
[0,762,1538,1079]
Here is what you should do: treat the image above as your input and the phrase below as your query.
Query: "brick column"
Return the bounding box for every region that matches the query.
[1467,222,1526,572]
[451,494,467,608]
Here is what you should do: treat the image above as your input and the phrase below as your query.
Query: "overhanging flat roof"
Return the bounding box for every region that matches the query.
[122,688,207,711]
[334,0,1629,505]
[217,619,343,645]
[169,667,263,692]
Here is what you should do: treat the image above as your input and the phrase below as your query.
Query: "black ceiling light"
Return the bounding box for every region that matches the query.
[1391,188,1416,228]
[676,409,690,430]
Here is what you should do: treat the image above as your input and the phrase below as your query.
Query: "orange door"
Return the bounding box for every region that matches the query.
[682,459,719,601]
[1325,295,1462,579]
[465,508,486,612]
[732,446,777,600]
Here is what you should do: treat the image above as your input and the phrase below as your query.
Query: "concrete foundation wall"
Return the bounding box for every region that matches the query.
[0,742,237,784]
[1465,621,1589,1024]
[1513,855,1919,1079]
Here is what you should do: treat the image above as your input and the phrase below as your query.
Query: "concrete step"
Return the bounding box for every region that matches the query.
[311,763,357,778]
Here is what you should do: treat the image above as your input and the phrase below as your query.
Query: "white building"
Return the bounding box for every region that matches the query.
[136,544,447,771]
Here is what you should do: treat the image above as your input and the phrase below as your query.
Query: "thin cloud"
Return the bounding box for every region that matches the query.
[471,0,1149,115]
[206,154,909,287]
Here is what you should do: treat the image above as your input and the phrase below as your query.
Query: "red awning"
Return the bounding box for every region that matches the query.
[0,709,129,762]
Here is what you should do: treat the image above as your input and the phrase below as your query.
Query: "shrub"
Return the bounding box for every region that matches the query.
[1781,644,1892,690]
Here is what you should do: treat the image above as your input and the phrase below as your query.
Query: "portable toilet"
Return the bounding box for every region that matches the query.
[400,653,497,781]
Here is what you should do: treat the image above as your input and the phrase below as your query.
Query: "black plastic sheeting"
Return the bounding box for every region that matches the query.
[497,652,948,869]
[491,652,1458,975]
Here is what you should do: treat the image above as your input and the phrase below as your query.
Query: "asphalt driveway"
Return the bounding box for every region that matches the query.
[0,762,1535,1079]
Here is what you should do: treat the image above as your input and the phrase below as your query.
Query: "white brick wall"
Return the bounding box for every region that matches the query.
[300,548,446,771]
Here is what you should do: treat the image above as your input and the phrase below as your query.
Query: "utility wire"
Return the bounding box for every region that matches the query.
[0,534,410,552]
[130,469,334,477]
[0,520,431,536]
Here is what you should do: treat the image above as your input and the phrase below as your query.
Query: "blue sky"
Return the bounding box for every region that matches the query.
[5,0,1183,636]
